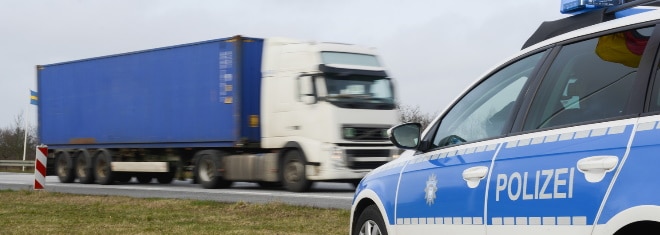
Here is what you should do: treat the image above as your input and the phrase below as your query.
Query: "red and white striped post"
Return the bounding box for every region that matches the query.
[34,144,48,190]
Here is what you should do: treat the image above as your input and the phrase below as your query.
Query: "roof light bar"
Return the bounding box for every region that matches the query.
[561,0,625,14]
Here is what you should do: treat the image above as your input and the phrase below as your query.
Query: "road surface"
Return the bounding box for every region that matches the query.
[0,172,355,210]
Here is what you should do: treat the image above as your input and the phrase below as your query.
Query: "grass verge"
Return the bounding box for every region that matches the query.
[0,189,350,235]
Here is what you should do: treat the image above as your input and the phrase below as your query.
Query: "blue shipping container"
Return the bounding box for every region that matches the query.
[37,36,264,149]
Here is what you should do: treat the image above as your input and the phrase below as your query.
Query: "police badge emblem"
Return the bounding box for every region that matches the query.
[425,173,438,206]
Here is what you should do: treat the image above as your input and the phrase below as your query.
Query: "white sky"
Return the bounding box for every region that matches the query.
[0,0,564,129]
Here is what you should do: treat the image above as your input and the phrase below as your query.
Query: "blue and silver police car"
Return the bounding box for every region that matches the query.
[350,1,660,234]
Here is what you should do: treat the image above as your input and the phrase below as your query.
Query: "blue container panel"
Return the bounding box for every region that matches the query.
[38,37,262,147]
[240,38,264,142]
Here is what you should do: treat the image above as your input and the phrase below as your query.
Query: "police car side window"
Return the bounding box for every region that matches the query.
[429,52,545,148]
[650,35,660,112]
[523,26,653,130]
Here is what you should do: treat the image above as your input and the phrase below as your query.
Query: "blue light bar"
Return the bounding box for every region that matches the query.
[561,0,625,14]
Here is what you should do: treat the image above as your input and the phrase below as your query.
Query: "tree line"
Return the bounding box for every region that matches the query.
[0,114,38,161]
[397,104,436,130]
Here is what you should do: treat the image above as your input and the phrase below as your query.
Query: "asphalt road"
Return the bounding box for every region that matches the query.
[0,172,355,210]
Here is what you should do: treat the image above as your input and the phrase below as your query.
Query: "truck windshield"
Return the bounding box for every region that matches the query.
[323,74,395,110]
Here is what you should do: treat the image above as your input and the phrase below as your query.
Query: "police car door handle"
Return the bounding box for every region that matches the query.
[577,155,619,183]
[462,166,489,188]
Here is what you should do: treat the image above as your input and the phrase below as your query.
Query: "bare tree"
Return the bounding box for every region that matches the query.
[397,104,436,130]
[0,113,38,161]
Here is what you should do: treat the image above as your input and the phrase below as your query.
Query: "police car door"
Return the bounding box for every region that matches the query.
[487,26,655,235]
[393,52,546,234]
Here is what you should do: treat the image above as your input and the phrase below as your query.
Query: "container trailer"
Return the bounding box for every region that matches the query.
[39,35,400,192]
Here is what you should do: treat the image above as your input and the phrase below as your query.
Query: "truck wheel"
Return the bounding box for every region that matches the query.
[196,150,232,189]
[136,174,153,184]
[75,150,95,184]
[353,204,388,235]
[94,149,114,185]
[55,151,75,183]
[282,150,312,192]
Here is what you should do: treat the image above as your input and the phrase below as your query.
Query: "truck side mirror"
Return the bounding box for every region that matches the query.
[298,75,317,104]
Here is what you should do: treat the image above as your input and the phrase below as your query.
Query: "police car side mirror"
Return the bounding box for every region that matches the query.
[388,123,422,150]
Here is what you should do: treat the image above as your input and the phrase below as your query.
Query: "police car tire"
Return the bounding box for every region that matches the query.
[55,151,75,183]
[353,205,388,235]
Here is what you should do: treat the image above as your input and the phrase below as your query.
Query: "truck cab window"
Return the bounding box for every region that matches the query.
[322,74,395,109]
[429,52,545,149]
[523,26,653,130]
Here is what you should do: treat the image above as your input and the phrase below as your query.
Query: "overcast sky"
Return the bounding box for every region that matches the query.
[0,0,565,129]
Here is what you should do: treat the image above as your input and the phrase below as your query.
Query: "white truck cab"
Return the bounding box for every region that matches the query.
[261,38,399,191]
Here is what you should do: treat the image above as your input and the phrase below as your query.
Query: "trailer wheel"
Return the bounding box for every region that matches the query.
[75,150,95,184]
[115,173,132,183]
[94,149,114,185]
[55,151,75,183]
[282,150,312,192]
[157,165,176,184]
[257,181,282,188]
[136,174,153,184]
[196,150,232,189]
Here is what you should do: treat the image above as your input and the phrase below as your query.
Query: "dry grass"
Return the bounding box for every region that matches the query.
[0,190,350,235]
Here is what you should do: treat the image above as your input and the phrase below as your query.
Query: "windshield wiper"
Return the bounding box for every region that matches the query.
[326,94,373,99]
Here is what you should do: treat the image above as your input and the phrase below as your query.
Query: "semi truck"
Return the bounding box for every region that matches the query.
[38,35,400,192]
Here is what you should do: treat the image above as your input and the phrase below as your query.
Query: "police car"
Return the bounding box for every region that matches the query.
[351,0,660,234]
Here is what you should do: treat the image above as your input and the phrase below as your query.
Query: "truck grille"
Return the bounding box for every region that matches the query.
[342,126,389,141]
[345,149,390,170]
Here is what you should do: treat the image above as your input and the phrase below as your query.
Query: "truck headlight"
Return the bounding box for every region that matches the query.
[330,147,344,160]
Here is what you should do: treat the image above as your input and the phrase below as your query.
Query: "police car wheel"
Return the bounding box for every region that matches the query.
[354,205,388,235]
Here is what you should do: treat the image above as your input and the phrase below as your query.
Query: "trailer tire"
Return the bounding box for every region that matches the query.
[196,150,232,189]
[157,165,176,184]
[282,150,312,192]
[115,173,132,183]
[136,174,153,184]
[55,151,75,183]
[75,150,95,184]
[257,181,282,188]
[94,149,114,185]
